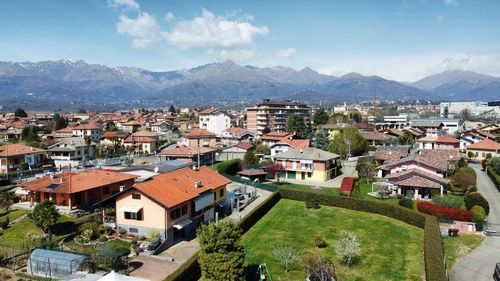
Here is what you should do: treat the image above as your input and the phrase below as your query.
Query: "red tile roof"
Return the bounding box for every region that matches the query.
[183,129,216,138]
[19,170,137,194]
[199,108,220,115]
[340,177,354,193]
[417,136,459,143]
[467,139,500,150]
[159,146,218,156]
[135,166,230,208]
[0,144,46,157]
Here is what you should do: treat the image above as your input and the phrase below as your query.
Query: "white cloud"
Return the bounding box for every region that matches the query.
[116,12,165,48]
[209,49,257,62]
[107,0,140,11]
[165,12,176,22]
[277,48,296,58]
[165,9,269,49]
[444,0,458,6]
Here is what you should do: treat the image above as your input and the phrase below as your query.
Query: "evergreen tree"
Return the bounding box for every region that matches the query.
[312,107,329,126]
[262,127,271,135]
[198,222,245,281]
[105,121,118,132]
[53,113,67,130]
[286,114,308,139]
[243,150,259,165]
[312,129,329,151]
[21,126,39,142]
[169,105,176,113]
[14,108,28,118]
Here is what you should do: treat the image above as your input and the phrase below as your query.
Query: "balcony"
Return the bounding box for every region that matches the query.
[286,166,314,172]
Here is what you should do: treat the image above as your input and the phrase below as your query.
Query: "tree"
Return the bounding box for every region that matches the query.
[243,150,259,165]
[197,222,245,281]
[267,163,284,184]
[464,192,490,215]
[491,157,500,174]
[356,161,374,184]
[254,144,270,155]
[451,172,476,192]
[53,113,67,130]
[337,231,360,267]
[32,200,60,240]
[471,205,486,227]
[21,126,39,142]
[168,105,176,113]
[399,131,414,145]
[398,198,414,209]
[105,121,117,132]
[306,254,337,281]
[467,151,475,159]
[14,108,28,118]
[312,129,329,151]
[272,244,300,272]
[286,114,308,139]
[312,107,329,126]
[329,126,367,159]
[78,109,87,114]
[261,127,271,135]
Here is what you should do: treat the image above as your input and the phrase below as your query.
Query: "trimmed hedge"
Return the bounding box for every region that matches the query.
[164,252,200,281]
[424,215,447,281]
[487,165,500,191]
[279,187,426,228]
[417,202,472,222]
[239,191,281,233]
[216,159,241,175]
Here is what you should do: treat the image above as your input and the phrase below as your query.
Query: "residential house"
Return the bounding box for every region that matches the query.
[178,129,218,148]
[260,131,294,147]
[123,135,157,155]
[361,131,396,146]
[270,139,310,156]
[411,118,464,135]
[372,146,410,166]
[417,136,460,150]
[460,130,496,150]
[18,169,136,209]
[273,147,340,181]
[100,131,130,147]
[114,166,230,248]
[0,144,47,173]
[48,137,96,168]
[158,146,219,166]
[321,124,341,140]
[120,121,143,133]
[217,143,253,161]
[198,108,231,136]
[72,124,101,143]
[220,127,256,147]
[478,123,500,137]
[150,121,171,134]
[466,139,500,160]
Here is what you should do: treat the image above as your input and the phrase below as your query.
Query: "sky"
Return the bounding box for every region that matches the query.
[1,0,500,81]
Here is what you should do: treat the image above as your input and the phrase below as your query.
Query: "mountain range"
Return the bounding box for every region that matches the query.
[1,59,499,111]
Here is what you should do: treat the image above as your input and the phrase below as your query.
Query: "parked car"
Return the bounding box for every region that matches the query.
[493,262,500,281]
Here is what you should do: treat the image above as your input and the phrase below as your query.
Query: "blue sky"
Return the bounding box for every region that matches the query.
[1,0,500,81]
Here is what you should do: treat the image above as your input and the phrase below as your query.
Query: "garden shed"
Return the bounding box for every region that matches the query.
[27,249,88,279]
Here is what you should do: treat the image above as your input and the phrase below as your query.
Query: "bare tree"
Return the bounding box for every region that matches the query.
[356,161,374,184]
[306,254,337,281]
[336,231,360,267]
[273,244,300,272]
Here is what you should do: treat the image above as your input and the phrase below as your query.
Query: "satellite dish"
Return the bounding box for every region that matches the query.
[154,167,159,173]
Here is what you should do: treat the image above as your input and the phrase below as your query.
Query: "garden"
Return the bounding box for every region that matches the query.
[243,199,424,281]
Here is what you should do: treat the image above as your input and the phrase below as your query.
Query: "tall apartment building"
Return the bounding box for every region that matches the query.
[440,101,500,119]
[246,99,311,135]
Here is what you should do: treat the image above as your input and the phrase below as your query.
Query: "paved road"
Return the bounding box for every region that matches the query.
[449,164,500,281]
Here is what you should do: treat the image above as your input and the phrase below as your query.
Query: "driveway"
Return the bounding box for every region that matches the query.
[449,164,500,281]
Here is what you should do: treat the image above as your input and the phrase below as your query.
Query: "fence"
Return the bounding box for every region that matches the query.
[0,168,45,181]
[221,173,277,192]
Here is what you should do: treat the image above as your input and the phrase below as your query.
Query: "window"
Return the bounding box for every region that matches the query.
[171,208,181,220]
[124,211,142,220]
[181,205,188,216]
[219,189,225,198]
[308,172,312,178]
[129,227,138,233]
[132,193,141,200]
[104,187,110,194]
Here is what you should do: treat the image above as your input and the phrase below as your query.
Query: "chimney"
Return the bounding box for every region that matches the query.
[194,181,202,188]
[60,177,64,183]
[119,185,125,192]
[192,165,198,171]
[300,148,303,153]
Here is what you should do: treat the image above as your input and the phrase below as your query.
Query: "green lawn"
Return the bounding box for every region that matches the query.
[276,182,339,196]
[243,199,424,281]
[0,214,75,249]
[0,209,29,222]
[443,234,484,269]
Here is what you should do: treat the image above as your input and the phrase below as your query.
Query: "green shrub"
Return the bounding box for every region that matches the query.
[465,186,478,194]
[100,240,130,270]
[487,164,500,190]
[148,230,160,241]
[350,180,361,197]
[306,199,320,209]
[216,159,242,175]
[491,157,500,174]
[424,216,447,281]
[398,198,414,209]
[471,206,486,223]
[118,228,127,235]
[464,192,490,215]
[431,196,462,209]
[456,167,476,178]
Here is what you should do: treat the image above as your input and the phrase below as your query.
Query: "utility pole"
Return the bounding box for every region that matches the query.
[197,138,201,168]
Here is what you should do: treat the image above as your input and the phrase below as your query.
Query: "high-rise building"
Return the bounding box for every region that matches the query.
[440,101,500,119]
[246,99,311,135]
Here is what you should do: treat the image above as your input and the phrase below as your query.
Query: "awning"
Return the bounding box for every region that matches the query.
[173,219,193,230]
[14,187,30,196]
[118,205,142,213]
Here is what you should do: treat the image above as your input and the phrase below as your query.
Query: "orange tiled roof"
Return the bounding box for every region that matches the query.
[277,139,310,148]
[135,166,230,208]
[19,170,137,194]
[132,130,159,137]
[467,139,500,150]
[72,124,100,130]
[417,136,460,143]
[0,144,46,157]
[159,146,218,156]
[199,108,220,115]
[183,129,216,138]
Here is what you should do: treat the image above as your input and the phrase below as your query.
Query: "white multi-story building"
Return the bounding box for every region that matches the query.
[198,108,231,136]
[72,124,101,142]
[440,101,500,119]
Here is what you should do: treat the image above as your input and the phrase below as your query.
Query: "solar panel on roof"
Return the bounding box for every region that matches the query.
[47,183,60,189]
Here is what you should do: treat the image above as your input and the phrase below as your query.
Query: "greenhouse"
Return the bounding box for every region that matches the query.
[27,249,88,279]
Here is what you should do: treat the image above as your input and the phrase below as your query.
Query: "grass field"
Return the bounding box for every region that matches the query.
[443,234,484,268]
[0,209,29,221]
[243,199,424,281]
